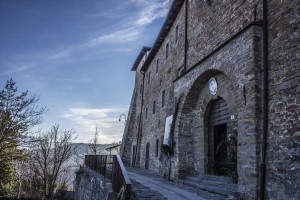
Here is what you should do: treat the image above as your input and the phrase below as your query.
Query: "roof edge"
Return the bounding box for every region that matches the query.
[131,46,151,71]
[141,0,184,71]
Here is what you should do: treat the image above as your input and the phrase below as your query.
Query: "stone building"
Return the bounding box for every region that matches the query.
[120,0,299,199]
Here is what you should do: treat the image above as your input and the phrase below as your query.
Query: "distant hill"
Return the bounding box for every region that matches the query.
[64,142,120,189]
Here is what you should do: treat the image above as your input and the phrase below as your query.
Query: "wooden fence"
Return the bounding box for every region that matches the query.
[84,155,131,196]
[112,155,131,195]
[84,155,108,176]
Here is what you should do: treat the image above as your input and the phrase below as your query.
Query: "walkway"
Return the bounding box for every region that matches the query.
[126,166,232,200]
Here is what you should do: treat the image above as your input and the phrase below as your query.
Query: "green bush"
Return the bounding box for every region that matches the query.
[0,161,16,196]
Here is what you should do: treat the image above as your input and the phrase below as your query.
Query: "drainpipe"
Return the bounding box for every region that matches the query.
[259,0,269,199]
[183,0,188,72]
[134,70,145,167]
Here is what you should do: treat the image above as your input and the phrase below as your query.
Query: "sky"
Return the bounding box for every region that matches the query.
[0,0,171,143]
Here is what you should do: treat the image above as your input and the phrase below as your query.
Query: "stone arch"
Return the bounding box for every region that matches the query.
[177,69,238,179]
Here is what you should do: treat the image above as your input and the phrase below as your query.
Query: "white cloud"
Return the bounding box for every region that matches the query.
[0,65,30,76]
[84,0,171,48]
[60,106,129,143]
[135,0,171,26]
[2,1,171,67]
[86,28,140,47]
[47,49,71,60]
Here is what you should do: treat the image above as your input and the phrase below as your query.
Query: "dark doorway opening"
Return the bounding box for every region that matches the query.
[206,98,237,179]
[132,145,136,167]
[145,142,150,169]
[214,123,228,175]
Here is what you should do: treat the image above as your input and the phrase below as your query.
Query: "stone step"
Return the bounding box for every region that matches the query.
[130,179,167,200]
[179,176,238,198]
[202,174,232,183]
[185,177,236,188]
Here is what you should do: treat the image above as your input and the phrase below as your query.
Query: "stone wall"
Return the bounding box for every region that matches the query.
[138,0,186,178]
[120,87,137,164]
[74,167,113,200]
[265,0,300,199]
[122,0,299,199]
[174,24,263,199]
[121,50,150,166]
[186,0,262,70]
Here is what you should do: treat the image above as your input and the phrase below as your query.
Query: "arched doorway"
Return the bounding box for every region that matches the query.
[176,71,239,181]
[206,97,237,179]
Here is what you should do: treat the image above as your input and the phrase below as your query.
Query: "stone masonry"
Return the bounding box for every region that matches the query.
[74,167,113,200]
[120,0,300,199]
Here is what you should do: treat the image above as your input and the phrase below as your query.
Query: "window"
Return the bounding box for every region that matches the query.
[165,42,169,59]
[132,145,136,165]
[162,90,165,107]
[175,24,179,44]
[145,108,148,120]
[139,84,143,95]
[155,139,159,157]
[153,101,156,114]
[156,59,159,73]
[148,71,151,84]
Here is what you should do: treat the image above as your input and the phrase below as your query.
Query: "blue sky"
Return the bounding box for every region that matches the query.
[0,0,171,143]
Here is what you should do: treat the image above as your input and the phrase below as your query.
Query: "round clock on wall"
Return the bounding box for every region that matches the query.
[209,77,217,95]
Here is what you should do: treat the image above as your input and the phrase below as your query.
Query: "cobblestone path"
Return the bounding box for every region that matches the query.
[126,166,232,200]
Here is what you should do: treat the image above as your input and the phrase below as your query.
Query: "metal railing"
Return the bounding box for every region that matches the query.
[84,154,131,195]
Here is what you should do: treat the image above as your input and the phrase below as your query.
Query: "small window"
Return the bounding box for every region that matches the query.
[156,59,159,73]
[153,101,156,114]
[165,42,169,59]
[139,84,143,95]
[132,145,136,165]
[148,71,151,84]
[155,139,159,157]
[162,90,165,107]
[145,108,148,120]
[175,24,179,44]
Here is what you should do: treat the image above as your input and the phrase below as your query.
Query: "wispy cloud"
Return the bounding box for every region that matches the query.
[83,0,171,48]
[86,28,140,47]
[2,1,171,68]
[134,0,171,26]
[47,49,71,60]
[60,106,129,143]
[45,1,170,59]
[0,65,30,76]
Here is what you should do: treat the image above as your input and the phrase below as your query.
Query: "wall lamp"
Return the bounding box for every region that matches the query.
[119,114,127,123]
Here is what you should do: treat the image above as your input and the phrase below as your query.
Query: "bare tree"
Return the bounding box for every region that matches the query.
[88,126,103,155]
[13,159,39,199]
[30,125,75,199]
[73,126,103,166]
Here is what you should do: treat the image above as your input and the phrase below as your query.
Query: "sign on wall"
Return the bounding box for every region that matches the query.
[163,115,173,146]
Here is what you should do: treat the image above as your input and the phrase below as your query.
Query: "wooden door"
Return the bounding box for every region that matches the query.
[208,98,230,175]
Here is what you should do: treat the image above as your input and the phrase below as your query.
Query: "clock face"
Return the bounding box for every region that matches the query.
[209,77,217,95]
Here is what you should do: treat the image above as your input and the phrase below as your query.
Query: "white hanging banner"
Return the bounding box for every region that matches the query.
[163,115,173,146]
